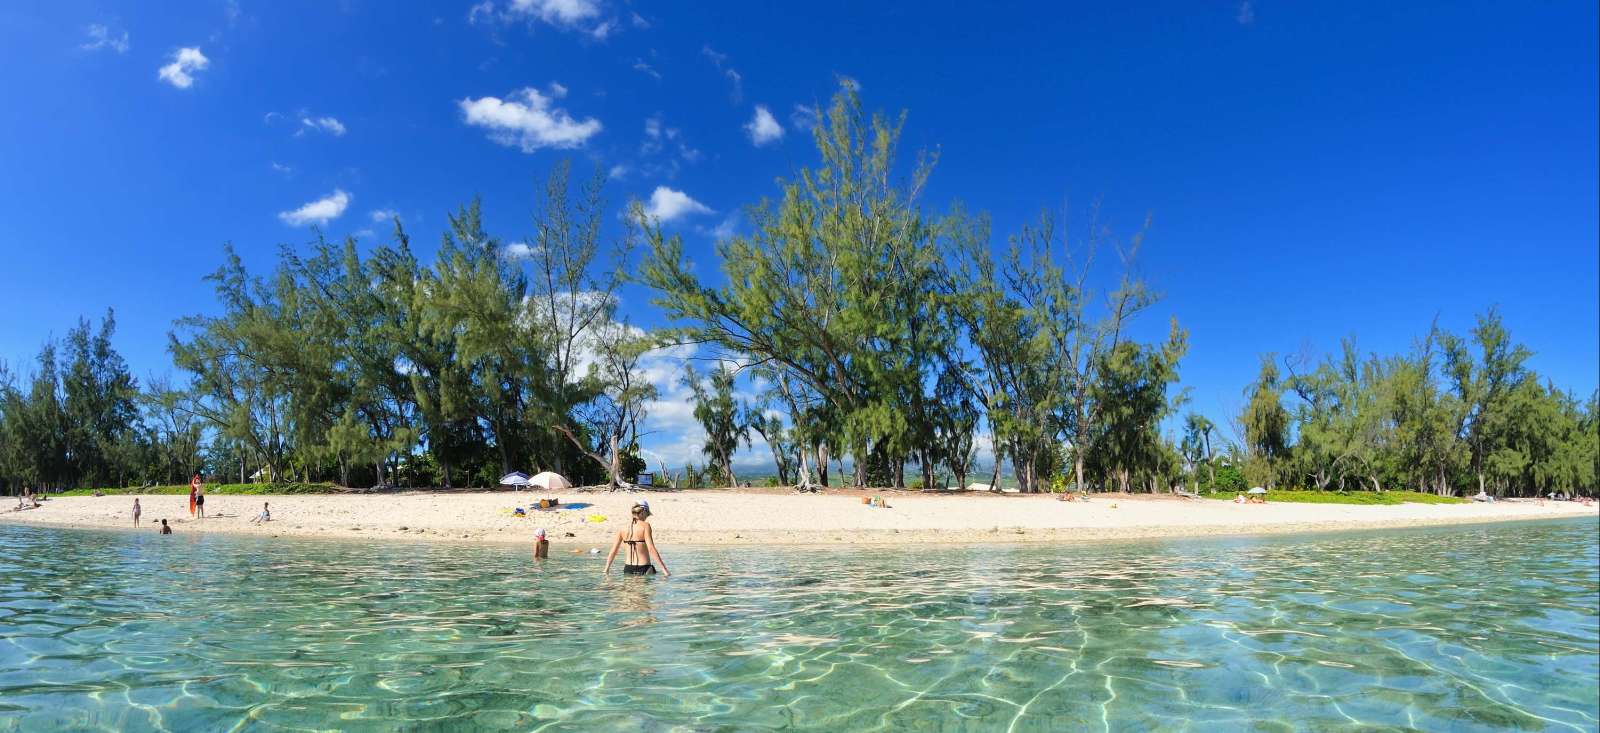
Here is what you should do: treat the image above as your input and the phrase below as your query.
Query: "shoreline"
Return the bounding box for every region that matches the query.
[2,490,1593,547]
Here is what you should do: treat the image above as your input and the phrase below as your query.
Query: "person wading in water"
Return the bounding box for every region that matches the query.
[603,501,670,577]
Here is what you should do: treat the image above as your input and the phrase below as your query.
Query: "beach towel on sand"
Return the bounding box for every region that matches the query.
[586,514,607,523]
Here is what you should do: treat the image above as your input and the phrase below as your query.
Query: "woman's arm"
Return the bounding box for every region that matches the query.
[602,533,622,574]
[644,523,669,577]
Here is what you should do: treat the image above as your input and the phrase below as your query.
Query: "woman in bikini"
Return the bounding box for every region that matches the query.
[603,501,670,577]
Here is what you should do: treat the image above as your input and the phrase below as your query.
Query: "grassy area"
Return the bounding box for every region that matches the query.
[56,482,340,497]
[1199,489,1466,505]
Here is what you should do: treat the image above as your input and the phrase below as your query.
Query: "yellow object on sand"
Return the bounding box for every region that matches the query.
[586,514,607,523]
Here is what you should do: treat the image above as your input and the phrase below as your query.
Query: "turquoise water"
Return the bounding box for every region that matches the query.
[1,520,1596,732]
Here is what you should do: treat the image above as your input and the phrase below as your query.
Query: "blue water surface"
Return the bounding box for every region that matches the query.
[1,518,1596,732]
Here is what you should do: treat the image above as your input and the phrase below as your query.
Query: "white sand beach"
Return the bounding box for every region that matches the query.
[3,489,1593,546]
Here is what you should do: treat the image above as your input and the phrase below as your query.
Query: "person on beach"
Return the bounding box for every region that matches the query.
[533,527,549,559]
[159,519,172,535]
[249,502,270,524]
[189,474,199,517]
[195,478,206,519]
[132,498,142,528]
[603,501,670,577]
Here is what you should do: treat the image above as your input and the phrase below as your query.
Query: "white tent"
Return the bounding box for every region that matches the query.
[499,471,530,488]
[1247,486,1267,495]
[529,471,571,491]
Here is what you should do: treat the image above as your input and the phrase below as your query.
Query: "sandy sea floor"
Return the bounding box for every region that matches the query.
[2,487,1594,548]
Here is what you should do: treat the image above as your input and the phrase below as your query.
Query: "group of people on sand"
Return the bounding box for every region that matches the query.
[131,474,270,534]
[528,499,671,577]
[13,485,43,510]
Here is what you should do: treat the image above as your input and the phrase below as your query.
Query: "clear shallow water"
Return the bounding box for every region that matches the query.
[1,520,1596,733]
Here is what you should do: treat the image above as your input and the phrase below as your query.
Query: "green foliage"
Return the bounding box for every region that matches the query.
[1,88,1593,500]
[1210,464,1247,493]
[1240,355,1290,489]
[58,482,339,496]
[1201,489,1466,505]
[683,364,750,486]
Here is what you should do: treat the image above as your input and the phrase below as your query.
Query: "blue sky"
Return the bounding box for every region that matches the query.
[1,1,1596,469]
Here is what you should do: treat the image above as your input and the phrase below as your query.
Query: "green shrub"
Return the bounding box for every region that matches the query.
[58,482,341,496]
[1200,489,1464,505]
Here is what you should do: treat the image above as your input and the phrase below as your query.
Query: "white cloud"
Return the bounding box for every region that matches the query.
[269,161,293,176]
[278,189,351,227]
[640,114,675,154]
[607,164,629,180]
[709,214,739,241]
[644,187,712,222]
[459,86,602,152]
[700,45,728,66]
[547,81,568,98]
[510,0,601,25]
[157,47,209,89]
[701,45,743,103]
[81,24,129,53]
[1236,0,1255,25]
[468,1,497,24]
[503,241,541,259]
[632,58,661,80]
[370,208,399,222]
[790,104,820,131]
[744,105,784,146]
[630,12,649,29]
[472,0,614,38]
[298,116,346,136]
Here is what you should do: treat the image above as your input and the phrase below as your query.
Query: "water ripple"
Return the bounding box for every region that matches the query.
[0,519,1595,732]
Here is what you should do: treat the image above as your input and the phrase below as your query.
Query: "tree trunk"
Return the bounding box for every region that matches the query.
[553,424,628,490]
[610,434,621,487]
[817,442,829,488]
[795,443,814,490]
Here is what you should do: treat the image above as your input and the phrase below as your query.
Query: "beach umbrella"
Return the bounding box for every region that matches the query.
[499,471,530,487]
[529,471,571,491]
[1247,486,1267,495]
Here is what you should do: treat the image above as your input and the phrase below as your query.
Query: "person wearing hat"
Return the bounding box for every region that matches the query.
[533,527,550,560]
[602,500,670,577]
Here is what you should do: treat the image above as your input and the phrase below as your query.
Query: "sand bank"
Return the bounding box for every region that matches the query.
[2,488,1593,547]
